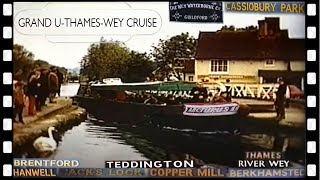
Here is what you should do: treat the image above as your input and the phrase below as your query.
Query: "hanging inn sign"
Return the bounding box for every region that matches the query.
[169,1,223,23]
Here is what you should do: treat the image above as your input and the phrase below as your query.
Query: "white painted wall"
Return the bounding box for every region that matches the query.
[196,59,305,76]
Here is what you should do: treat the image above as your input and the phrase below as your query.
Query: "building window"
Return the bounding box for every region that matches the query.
[188,76,194,81]
[211,60,228,73]
[265,59,275,66]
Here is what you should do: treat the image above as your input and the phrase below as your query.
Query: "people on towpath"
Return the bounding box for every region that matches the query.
[13,66,64,123]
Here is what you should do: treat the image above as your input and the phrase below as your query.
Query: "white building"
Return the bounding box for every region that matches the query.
[193,17,305,90]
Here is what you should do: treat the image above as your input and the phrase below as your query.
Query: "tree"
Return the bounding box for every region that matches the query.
[33,59,68,82]
[218,25,235,32]
[13,44,34,80]
[217,25,258,32]
[236,25,258,32]
[124,51,156,82]
[80,55,89,76]
[80,38,131,81]
[151,32,197,80]
[34,59,50,69]
[58,67,68,77]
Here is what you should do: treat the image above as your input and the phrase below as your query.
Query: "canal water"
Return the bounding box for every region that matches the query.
[17,83,305,168]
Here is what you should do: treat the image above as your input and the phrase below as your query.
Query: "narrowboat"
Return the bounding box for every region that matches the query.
[73,79,248,132]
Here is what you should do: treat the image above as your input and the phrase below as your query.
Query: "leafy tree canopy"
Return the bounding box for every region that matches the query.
[13,44,69,81]
[80,38,156,82]
[217,25,258,32]
[151,32,197,80]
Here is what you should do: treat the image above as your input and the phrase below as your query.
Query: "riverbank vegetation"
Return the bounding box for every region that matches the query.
[13,44,70,82]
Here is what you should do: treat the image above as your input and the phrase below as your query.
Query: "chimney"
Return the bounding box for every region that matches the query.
[264,21,268,36]
[258,18,281,38]
[265,17,280,28]
[265,17,280,35]
[258,20,268,36]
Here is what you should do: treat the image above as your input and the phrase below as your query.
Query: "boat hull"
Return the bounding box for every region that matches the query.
[73,95,241,132]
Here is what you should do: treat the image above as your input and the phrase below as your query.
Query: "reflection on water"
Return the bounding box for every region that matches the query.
[17,114,305,168]
[15,84,305,168]
[60,83,80,97]
[53,118,148,168]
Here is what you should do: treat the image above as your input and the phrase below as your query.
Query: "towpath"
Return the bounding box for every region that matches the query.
[232,98,305,133]
[13,97,86,152]
[14,97,72,125]
[235,98,304,127]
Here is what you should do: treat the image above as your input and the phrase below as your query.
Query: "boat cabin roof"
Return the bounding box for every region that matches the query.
[90,81,198,91]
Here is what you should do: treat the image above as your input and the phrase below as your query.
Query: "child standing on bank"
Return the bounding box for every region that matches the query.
[14,81,25,124]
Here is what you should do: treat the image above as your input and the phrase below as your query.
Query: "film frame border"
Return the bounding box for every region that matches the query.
[2,0,13,177]
[305,1,319,178]
[0,1,318,178]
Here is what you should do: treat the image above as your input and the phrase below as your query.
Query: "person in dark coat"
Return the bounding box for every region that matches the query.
[225,91,232,102]
[27,70,41,115]
[38,68,50,107]
[54,68,64,96]
[48,67,59,103]
[275,78,287,121]
[26,66,39,99]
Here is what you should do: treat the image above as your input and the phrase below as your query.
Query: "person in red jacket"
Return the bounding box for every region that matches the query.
[14,81,25,124]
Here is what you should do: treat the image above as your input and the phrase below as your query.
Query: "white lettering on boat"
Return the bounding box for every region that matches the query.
[183,103,239,116]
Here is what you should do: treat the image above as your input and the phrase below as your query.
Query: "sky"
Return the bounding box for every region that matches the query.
[13,2,305,69]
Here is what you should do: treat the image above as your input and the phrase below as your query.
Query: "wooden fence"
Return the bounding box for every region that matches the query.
[225,83,279,100]
[206,83,280,100]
